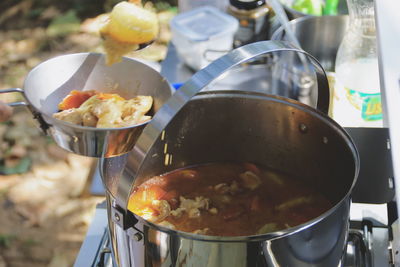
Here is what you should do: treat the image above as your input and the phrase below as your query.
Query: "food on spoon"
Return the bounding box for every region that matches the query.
[100,0,159,65]
[53,90,153,128]
[128,162,333,236]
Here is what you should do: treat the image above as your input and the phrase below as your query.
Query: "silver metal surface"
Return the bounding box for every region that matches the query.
[99,41,361,267]
[271,15,349,72]
[104,90,359,266]
[76,201,393,267]
[391,220,400,266]
[161,43,323,108]
[114,202,350,267]
[370,227,390,267]
[74,202,112,267]
[0,88,28,107]
[375,0,400,228]
[0,53,173,158]
[343,230,371,266]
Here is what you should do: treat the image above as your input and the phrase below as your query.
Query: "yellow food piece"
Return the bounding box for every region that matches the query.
[100,1,159,65]
[104,1,159,44]
[102,35,139,66]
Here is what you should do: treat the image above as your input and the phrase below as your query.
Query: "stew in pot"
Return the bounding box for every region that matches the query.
[128,162,333,236]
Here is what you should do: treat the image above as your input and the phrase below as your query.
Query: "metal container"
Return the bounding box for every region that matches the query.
[271,15,349,72]
[100,41,359,266]
[0,53,173,158]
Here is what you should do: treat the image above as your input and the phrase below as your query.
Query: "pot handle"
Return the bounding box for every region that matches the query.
[0,88,28,107]
[112,40,330,212]
[0,88,50,133]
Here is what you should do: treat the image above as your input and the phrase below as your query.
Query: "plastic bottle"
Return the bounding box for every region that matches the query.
[333,0,382,127]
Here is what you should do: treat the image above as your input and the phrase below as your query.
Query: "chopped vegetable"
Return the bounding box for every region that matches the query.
[243,162,261,175]
[58,90,96,110]
[127,185,167,215]
[239,171,262,190]
[54,90,153,128]
[128,162,333,236]
[264,171,284,185]
[257,223,279,234]
[276,196,314,211]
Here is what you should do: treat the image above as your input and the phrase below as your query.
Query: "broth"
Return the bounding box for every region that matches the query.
[128,162,333,236]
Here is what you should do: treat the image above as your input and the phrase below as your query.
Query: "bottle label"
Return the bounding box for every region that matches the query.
[345,88,382,121]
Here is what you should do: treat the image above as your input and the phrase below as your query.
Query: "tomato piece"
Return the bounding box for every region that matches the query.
[128,186,167,213]
[243,162,261,175]
[130,186,166,203]
[250,195,261,211]
[58,90,97,110]
[141,186,167,203]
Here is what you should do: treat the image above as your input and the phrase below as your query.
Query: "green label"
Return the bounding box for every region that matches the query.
[346,88,382,121]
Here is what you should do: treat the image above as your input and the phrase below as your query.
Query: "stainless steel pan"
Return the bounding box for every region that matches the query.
[0,53,173,157]
[100,41,359,266]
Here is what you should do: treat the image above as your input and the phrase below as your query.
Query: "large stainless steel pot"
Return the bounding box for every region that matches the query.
[101,41,359,267]
[0,53,173,157]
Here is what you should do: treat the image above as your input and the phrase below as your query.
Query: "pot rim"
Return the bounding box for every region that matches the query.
[127,91,360,243]
[271,14,349,41]
[22,52,170,132]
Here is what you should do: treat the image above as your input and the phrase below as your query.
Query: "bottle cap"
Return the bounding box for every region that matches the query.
[229,0,266,10]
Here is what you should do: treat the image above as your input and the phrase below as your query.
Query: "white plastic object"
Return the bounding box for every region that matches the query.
[178,0,229,13]
[170,6,239,70]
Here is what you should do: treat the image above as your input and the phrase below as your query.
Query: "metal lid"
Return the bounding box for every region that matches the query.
[229,0,266,10]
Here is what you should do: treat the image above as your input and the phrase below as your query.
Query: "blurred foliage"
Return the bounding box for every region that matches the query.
[0,0,177,30]
[0,234,16,248]
[46,10,81,37]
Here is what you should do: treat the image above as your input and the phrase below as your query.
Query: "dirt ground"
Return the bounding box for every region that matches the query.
[0,1,175,266]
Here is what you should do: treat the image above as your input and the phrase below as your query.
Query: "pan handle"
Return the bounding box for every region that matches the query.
[109,40,330,213]
[0,88,28,107]
[0,88,50,133]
